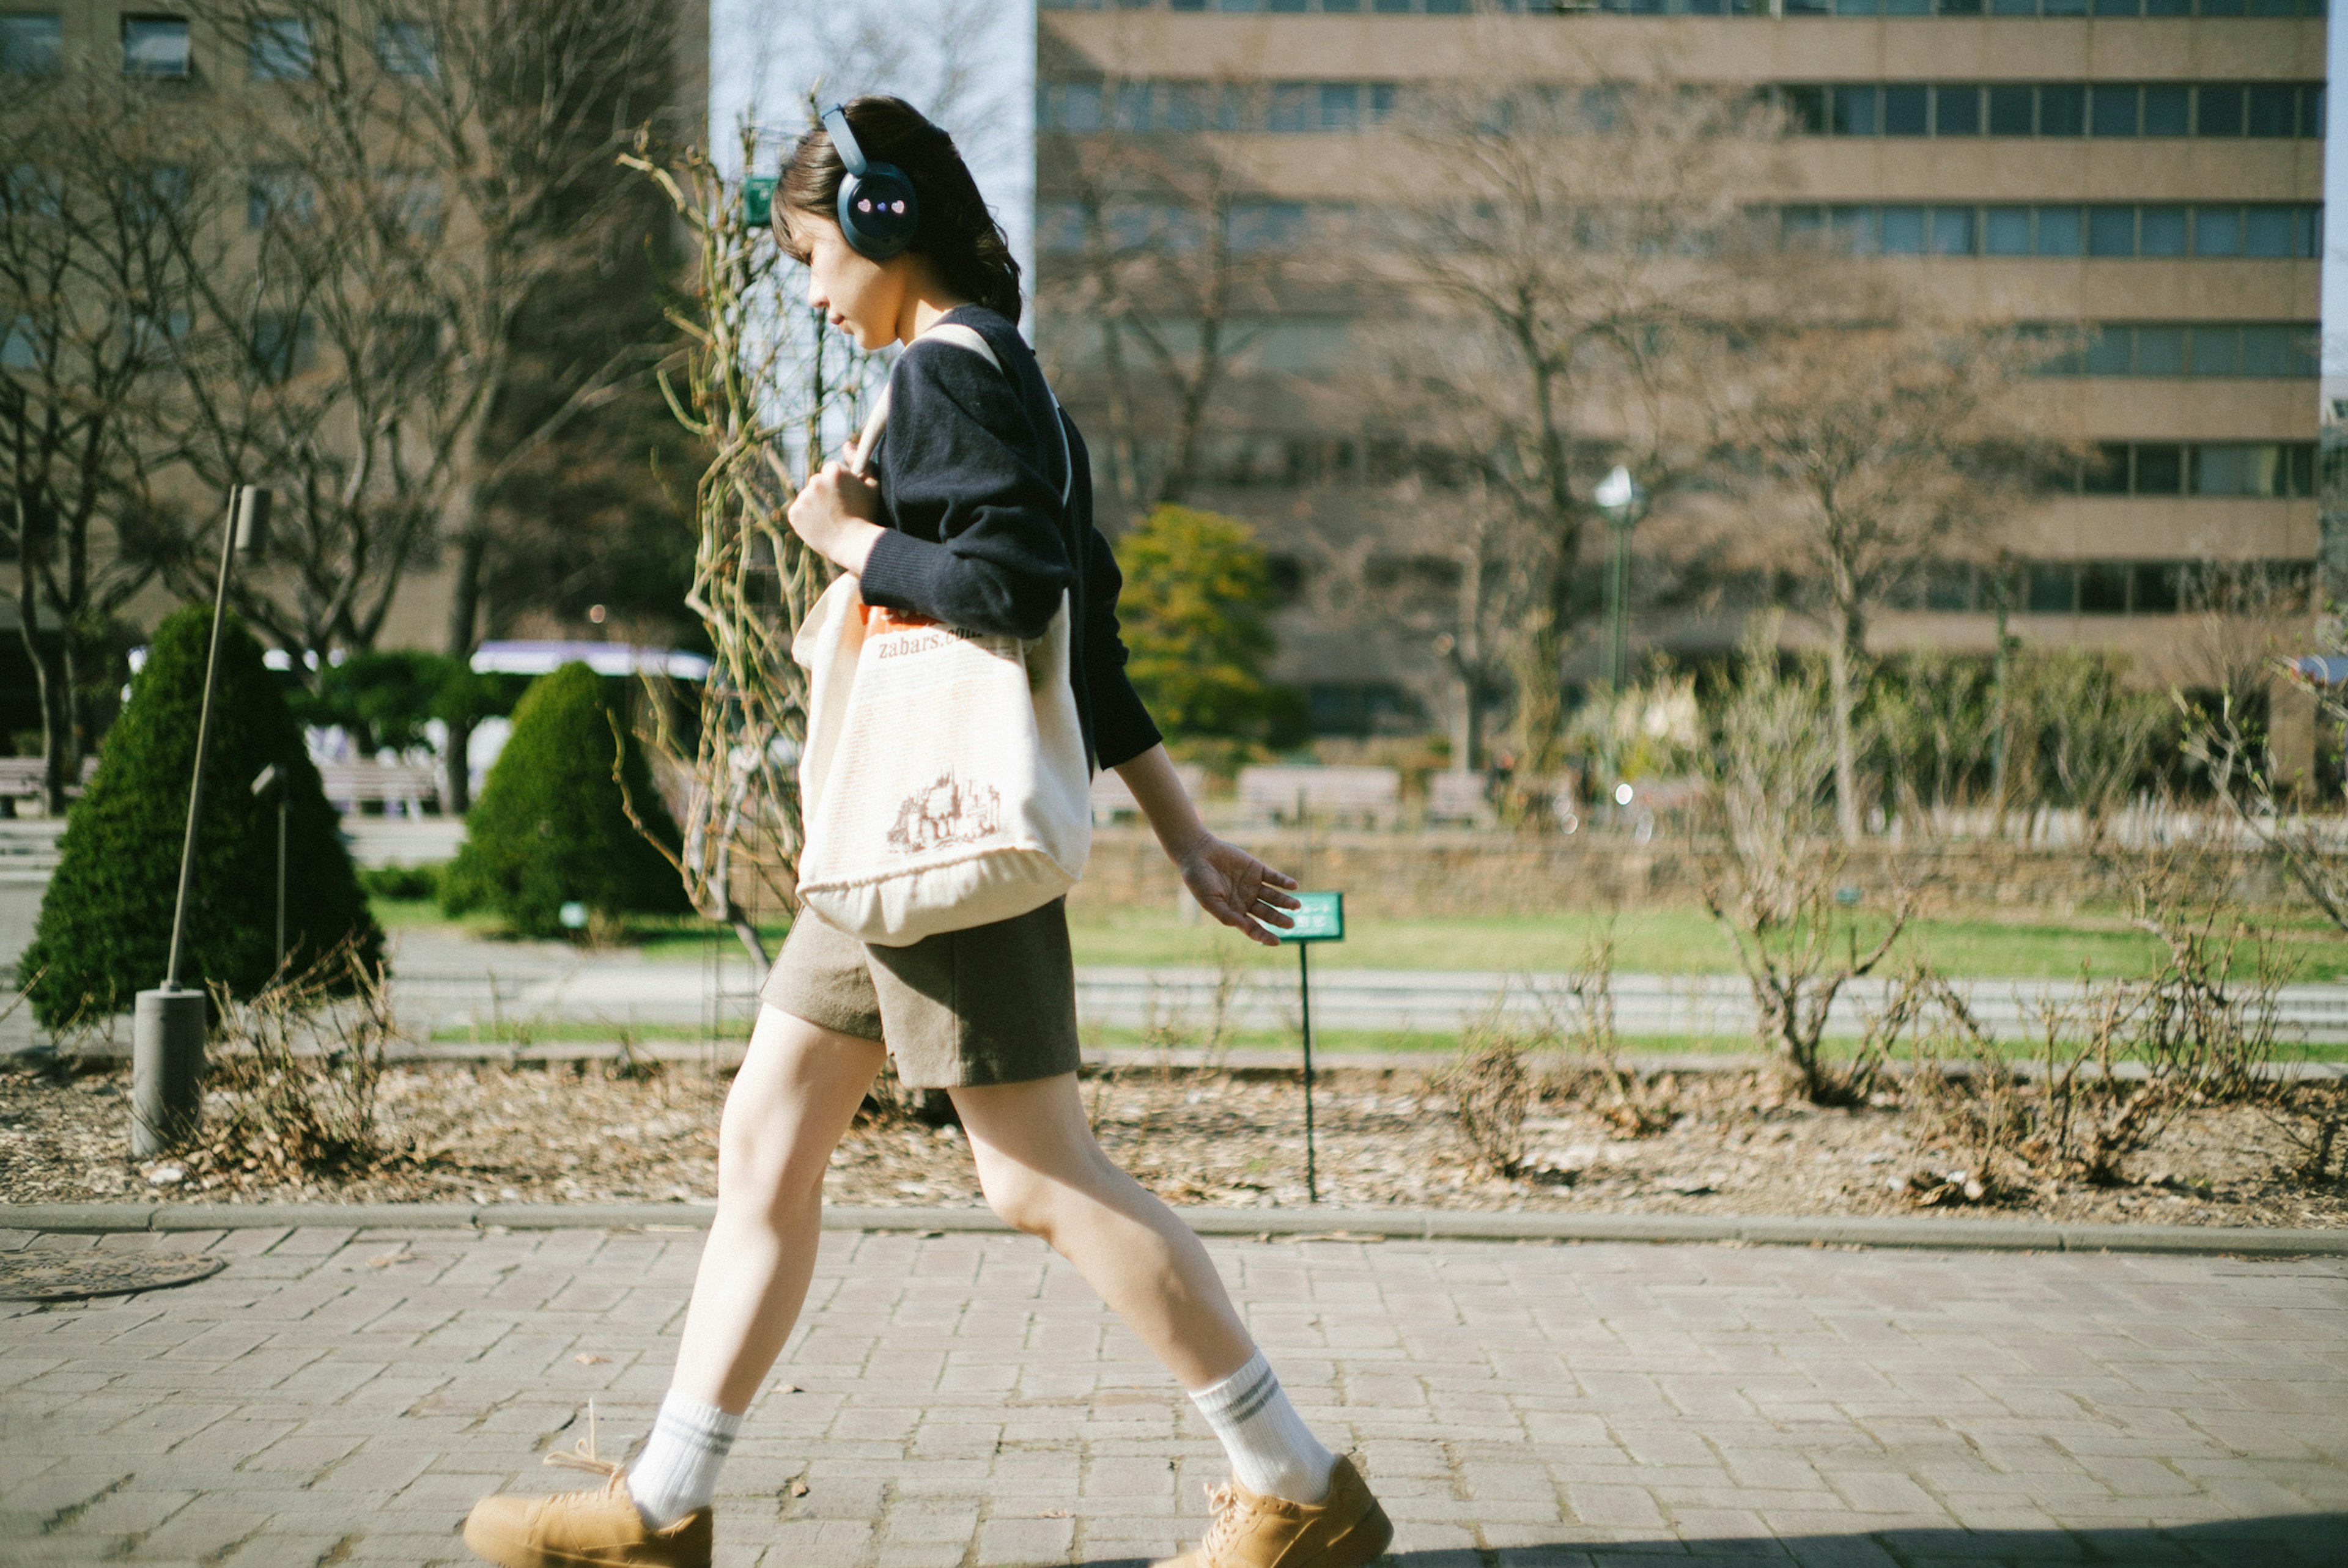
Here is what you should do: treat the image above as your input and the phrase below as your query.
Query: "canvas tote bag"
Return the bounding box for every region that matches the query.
[790,322,1093,946]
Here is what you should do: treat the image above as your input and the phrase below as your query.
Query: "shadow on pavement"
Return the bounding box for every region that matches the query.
[1085,1513,2347,1567]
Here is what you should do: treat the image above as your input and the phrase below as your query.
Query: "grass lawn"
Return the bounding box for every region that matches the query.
[373,893,2348,983]
[1055,904,2348,983]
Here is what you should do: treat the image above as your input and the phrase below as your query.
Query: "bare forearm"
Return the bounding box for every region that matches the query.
[1115,743,1209,863]
[1115,745,1300,946]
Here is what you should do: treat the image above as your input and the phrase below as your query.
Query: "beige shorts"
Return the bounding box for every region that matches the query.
[756,899,1082,1088]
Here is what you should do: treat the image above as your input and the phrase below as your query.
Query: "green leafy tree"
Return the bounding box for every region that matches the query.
[441,662,689,937]
[20,606,383,1028]
[1113,504,1301,745]
[290,650,525,759]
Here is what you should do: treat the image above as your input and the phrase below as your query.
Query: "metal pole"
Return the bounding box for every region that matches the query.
[275,798,287,971]
[1299,940,1316,1204]
[163,491,246,990]
[1989,561,2012,835]
[1607,517,1633,694]
[134,485,267,1158]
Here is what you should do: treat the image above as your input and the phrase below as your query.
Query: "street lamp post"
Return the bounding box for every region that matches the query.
[131,485,270,1160]
[1593,465,1647,694]
[251,764,286,973]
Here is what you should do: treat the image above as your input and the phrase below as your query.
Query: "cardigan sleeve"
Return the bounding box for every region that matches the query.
[1080,514,1165,770]
[856,339,1073,641]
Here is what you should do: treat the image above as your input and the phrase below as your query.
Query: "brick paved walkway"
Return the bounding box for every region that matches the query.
[0,1224,2342,1567]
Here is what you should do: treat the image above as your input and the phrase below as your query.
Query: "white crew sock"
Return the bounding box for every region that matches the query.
[627,1391,742,1528]
[1188,1351,1338,1505]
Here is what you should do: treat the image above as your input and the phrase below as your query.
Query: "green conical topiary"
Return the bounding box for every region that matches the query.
[21,606,384,1029]
[440,662,689,938]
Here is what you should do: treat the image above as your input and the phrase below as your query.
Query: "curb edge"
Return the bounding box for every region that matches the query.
[2,1201,2342,1257]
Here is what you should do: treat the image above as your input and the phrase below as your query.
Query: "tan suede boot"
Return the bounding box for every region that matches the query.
[463,1421,713,1568]
[1156,1456,1393,1568]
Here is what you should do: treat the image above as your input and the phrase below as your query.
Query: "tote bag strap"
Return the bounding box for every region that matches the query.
[839,320,1084,631]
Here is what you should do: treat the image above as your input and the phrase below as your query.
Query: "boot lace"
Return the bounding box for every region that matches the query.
[542,1400,626,1484]
[1198,1482,1263,1564]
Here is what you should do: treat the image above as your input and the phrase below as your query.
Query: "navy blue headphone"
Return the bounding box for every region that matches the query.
[822,104,920,260]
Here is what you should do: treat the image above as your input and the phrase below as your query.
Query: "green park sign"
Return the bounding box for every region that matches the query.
[1279,890,1344,944]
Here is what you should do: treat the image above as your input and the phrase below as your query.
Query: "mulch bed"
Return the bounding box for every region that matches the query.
[1,1059,2341,1229]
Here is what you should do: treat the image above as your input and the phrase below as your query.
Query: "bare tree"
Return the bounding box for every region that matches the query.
[1728,297,2067,842]
[619,128,884,965]
[1036,44,1327,515]
[1370,64,1787,797]
[0,68,193,812]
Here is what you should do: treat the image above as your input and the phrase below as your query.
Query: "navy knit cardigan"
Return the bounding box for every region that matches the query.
[855,304,1163,773]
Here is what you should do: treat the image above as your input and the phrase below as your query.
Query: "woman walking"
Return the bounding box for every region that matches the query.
[462,97,1391,1568]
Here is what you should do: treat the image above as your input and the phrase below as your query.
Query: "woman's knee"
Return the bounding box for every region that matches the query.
[975,1158,1060,1239]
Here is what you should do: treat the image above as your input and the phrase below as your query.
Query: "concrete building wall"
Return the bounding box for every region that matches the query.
[1035,2,2324,735]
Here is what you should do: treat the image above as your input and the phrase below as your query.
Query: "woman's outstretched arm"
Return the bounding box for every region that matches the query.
[1114,743,1301,947]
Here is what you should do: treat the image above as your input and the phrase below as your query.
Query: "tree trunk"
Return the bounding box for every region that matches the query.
[442,526,488,815]
[15,562,67,818]
[1827,604,1864,844]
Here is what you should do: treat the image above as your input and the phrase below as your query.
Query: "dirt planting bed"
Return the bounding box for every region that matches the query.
[0,1059,2341,1229]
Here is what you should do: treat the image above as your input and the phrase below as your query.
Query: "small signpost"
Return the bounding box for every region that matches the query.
[1279,891,1344,1203]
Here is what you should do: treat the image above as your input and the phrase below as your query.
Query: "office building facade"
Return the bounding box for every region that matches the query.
[1033,0,2324,746]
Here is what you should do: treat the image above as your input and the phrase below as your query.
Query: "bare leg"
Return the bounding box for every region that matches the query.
[949,1072,1254,1390]
[667,1005,885,1413]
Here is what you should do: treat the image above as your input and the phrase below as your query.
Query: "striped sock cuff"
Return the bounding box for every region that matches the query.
[1190,1352,1280,1423]
[651,1393,742,1456]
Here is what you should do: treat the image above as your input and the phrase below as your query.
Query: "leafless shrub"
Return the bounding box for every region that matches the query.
[1888,968,2035,1205]
[2266,1083,2348,1187]
[1702,620,1911,1104]
[607,1026,665,1084]
[190,942,400,1182]
[1880,860,2289,1196]
[1540,936,1674,1138]
[1438,996,1538,1178]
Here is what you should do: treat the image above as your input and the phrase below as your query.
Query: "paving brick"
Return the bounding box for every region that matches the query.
[0,1226,2338,1564]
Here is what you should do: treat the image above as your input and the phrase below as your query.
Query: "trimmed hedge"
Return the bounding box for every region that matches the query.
[21,606,383,1028]
[440,663,689,937]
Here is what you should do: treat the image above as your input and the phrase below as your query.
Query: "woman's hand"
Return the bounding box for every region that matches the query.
[1175,833,1301,948]
[786,458,885,575]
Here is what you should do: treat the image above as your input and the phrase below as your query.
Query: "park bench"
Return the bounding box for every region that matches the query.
[0,757,97,800]
[1425,770,1496,827]
[1237,764,1402,828]
[317,759,442,816]
[1089,762,1208,823]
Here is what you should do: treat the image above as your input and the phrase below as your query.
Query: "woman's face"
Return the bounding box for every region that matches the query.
[788,210,902,351]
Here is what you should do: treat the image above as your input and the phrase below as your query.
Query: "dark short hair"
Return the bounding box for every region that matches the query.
[778,95,1021,322]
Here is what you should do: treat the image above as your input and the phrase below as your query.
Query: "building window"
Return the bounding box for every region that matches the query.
[1227,199,1308,250]
[1783,81,2322,139]
[1783,204,2321,260]
[248,14,310,79]
[374,18,435,76]
[123,163,188,220]
[1933,85,1979,135]
[246,166,316,229]
[0,12,62,75]
[1,314,43,370]
[1268,82,1313,131]
[384,172,443,237]
[249,311,316,381]
[120,15,190,78]
[2065,441,2315,497]
[2026,564,2077,614]
[2078,561,2131,614]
